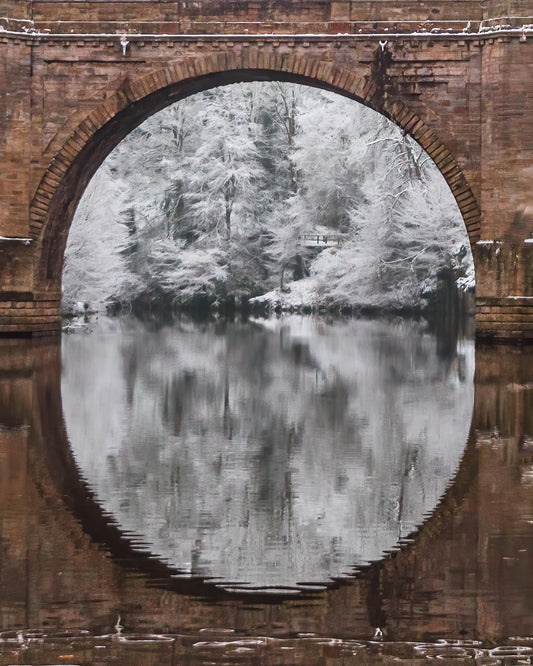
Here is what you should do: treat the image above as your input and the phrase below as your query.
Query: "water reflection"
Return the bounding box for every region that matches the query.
[61,317,474,589]
[0,318,532,654]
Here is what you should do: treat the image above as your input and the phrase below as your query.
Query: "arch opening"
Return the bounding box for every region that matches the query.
[40,70,476,318]
[32,59,481,303]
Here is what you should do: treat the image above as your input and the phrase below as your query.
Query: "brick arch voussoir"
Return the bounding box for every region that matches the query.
[382,97,481,244]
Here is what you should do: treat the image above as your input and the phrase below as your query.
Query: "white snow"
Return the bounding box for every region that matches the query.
[1,17,533,40]
[249,277,322,311]
[0,236,32,245]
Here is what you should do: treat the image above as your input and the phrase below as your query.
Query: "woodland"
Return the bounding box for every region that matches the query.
[62,82,474,316]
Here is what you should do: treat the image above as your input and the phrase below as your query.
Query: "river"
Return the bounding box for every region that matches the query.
[0,313,532,665]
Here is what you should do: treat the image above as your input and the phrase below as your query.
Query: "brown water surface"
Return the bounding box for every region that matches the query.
[0,315,532,665]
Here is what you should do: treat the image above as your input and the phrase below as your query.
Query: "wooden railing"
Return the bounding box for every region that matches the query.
[300,234,343,248]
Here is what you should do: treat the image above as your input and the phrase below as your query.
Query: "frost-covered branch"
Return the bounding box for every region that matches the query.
[64,82,474,315]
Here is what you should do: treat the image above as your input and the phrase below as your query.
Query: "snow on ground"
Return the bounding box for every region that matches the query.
[249,276,323,311]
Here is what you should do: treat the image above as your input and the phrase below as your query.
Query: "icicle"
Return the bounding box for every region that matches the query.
[120,35,129,56]
[114,615,123,636]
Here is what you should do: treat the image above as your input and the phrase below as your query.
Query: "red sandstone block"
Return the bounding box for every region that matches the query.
[2,315,58,325]
[421,136,441,154]
[439,161,460,178]
[403,115,422,133]
[478,313,533,323]
[455,188,476,202]
[463,209,482,221]
[31,197,50,214]
[460,201,480,214]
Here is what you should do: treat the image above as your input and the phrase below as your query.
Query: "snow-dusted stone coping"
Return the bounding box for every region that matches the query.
[477,239,533,244]
[0,15,532,40]
[0,236,33,245]
[1,29,532,40]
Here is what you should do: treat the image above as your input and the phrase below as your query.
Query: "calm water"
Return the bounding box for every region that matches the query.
[1,314,533,665]
[62,316,474,590]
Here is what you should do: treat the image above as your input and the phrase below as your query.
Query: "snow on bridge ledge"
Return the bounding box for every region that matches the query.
[1,15,532,40]
[0,237,33,246]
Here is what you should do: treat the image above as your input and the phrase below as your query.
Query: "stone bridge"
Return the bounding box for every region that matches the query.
[0,0,532,341]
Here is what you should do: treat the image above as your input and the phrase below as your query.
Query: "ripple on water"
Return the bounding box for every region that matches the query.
[3,635,533,665]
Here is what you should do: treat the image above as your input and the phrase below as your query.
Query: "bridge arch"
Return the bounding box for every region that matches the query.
[30,50,481,294]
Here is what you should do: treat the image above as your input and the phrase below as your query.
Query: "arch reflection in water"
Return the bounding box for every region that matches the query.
[62,316,474,590]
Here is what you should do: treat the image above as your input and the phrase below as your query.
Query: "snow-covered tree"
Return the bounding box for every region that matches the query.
[63,81,474,315]
[62,163,131,313]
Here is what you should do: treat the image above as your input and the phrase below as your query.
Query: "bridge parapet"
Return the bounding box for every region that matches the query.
[0,0,516,38]
[3,0,532,36]
[3,16,533,38]
[26,0,485,28]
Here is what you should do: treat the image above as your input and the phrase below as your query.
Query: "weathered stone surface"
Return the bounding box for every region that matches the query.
[0,0,531,340]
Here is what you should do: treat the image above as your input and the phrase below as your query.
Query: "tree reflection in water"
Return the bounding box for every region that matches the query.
[62,316,473,589]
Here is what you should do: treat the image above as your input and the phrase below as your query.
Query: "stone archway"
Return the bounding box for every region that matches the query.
[30,51,481,305]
